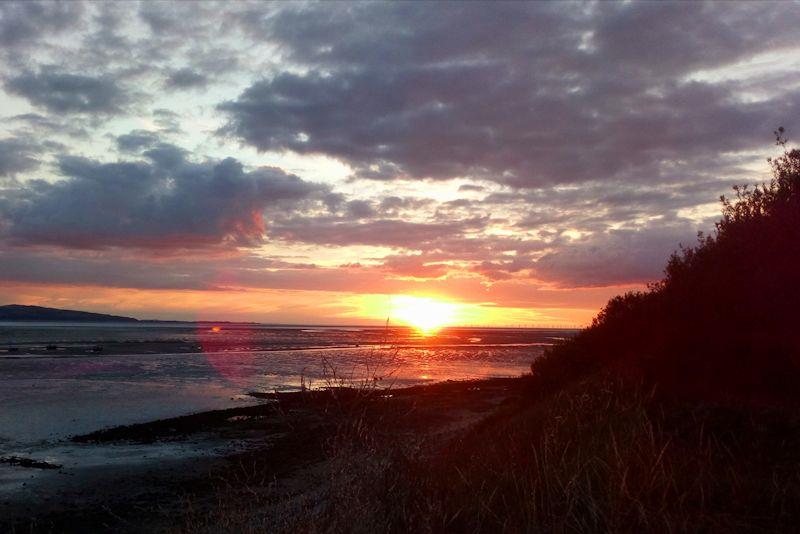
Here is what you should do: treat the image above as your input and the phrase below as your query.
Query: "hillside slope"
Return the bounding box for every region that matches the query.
[533,134,800,402]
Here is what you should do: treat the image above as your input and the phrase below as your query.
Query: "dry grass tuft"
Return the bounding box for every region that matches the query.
[271,375,800,534]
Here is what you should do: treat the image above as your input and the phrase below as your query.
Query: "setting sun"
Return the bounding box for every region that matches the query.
[389,295,458,335]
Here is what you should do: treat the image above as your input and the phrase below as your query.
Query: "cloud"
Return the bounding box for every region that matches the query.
[152,109,183,133]
[458,184,485,193]
[0,2,83,48]
[377,196,435,216]
[532,220,702,288]
[138,3,177,33]
[0,147,328,249]
[164,68,209,89]
[0,1,796,303]
[270,216,488,249]
[0,247,318,291]
[219,2,800,188]
[7,113,92,138]
[5,69,129,114]
[0,244,637,324]
[115,130,160,152]
[0,137,41,176]
[379,254,450,279]
[345,199,375,219]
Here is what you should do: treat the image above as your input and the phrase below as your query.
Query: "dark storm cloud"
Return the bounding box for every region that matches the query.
[0,148,328,249]
[220,2,800,187]
[5,69,128,114]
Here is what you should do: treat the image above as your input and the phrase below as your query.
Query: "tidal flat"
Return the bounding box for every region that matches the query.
[1,378,522,532]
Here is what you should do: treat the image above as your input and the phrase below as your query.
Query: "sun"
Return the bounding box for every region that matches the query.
[389,295,458,335]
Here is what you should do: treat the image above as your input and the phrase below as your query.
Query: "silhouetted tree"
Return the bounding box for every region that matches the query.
[533,130,800,401]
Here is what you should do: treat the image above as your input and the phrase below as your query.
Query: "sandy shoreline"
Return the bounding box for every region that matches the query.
[1,377,523,533]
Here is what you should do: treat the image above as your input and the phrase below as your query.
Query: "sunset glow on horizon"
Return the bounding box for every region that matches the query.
[388,295,459,335]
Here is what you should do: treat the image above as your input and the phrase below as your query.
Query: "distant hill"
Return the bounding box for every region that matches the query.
[0,304,139,322]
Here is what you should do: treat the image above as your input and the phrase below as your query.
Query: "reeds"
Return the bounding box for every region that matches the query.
[273,375,800,534]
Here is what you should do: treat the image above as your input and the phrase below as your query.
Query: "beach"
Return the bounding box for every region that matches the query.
[2,377,525,532]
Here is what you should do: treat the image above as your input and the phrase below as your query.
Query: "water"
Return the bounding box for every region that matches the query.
[0,322,572,469]
[0,322,574,496]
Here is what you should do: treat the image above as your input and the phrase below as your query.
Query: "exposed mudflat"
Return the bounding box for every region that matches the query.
[1,378,524,533]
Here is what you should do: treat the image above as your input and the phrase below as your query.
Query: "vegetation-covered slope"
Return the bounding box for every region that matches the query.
[533,131,800,401]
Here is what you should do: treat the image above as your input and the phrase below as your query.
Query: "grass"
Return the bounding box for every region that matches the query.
[418,377,800,533]
[304,378,800,533]
[172,373,800,533]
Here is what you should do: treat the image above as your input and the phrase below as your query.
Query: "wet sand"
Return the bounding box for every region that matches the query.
[0,378,523,533]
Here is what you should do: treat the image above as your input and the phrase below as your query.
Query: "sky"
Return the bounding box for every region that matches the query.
[0,1,798,327]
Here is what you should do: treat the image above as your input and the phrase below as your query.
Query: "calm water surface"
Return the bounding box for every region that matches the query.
[0,322,575,445]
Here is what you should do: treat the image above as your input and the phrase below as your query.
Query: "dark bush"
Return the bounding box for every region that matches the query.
[533,131,800,402]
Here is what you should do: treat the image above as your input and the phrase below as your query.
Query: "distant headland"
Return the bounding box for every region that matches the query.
[0,304,140,323]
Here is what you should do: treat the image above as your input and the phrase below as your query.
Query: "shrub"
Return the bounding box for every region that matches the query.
[533,132,800,401]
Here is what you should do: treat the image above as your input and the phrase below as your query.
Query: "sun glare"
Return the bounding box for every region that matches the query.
[390,295,458,335]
